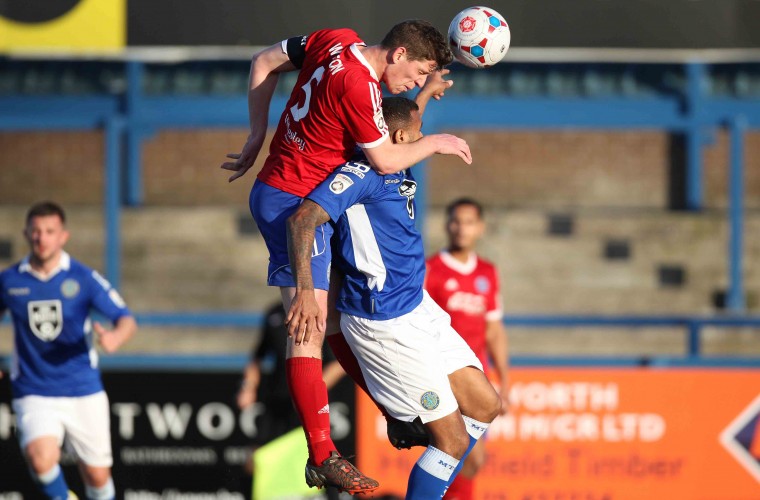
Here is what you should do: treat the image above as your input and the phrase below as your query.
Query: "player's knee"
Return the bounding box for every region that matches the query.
[81,466,111,488]
[484,390,502,422]
[433,428,470,459]
[25,444,59,474]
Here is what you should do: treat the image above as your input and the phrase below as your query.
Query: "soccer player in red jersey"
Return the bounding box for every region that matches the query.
[425,198,511,500]
[221,21,471,493]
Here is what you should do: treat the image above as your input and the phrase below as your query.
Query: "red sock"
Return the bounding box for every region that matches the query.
[444,475,474,500]
[327,333,389,418]
[286,357,336,465]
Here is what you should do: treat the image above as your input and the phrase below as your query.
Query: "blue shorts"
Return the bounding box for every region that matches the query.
[249,179,333,290]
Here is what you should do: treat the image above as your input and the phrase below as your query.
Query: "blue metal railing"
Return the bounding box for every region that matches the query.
[129,312,760,359]
[3,313,760,365]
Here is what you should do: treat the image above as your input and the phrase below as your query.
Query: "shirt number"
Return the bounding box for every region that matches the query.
[290,66,325,122]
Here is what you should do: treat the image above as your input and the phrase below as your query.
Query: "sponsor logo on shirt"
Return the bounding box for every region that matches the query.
[385,178,400,184]
[61,278,80,298]
[446,291,487,315]
[284,114,307,151]
[27,299,63,341]
[340,161,371,179]
[330,173,354,194]
[7,287,30,296]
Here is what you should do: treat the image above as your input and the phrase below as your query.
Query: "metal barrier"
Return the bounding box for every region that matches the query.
[130,312,760,359]
[2,313,759,365]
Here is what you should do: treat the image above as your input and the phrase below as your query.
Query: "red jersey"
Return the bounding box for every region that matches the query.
[425,251,503,368]
[257,29,389,197]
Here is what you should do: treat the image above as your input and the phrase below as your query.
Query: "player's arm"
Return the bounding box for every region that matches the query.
[485,318,510,414]
[221,40,301,182]
[414,69,454,116]
[362,132,471,175]
[94,315,137,354]
[237,360,261,409]
[286,200,332,343]
[89,271,137,353]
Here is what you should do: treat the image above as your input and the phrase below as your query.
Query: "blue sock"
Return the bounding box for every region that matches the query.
[35,464,70,500]
[447,416,490,489]
[405,446,459,500]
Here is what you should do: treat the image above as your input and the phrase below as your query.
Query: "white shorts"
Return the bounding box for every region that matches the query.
[340,292,483,424]
[12,391,113,467]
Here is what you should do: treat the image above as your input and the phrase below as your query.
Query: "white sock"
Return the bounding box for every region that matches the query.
[462,415,489,440]
[85,478,115,500]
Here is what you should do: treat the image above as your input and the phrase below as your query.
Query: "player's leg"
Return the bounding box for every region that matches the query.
[423,292,500,494]
[252,183,334,463]
[65,392,115,500]
[339,309,471,498]
[251,181,377,492]
[13,396,72,499]
[281,286,334,466]
[77,465,114,500]
[324,269,430,449]
[443,438,485,500]
[282,286,379,493]
[406,409,472,499]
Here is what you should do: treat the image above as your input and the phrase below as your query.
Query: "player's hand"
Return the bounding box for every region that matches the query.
[221,135,261,182]
[431,134,472,164]
[94,322,120,353]
[420,68,453,101]
[286,291,326,345]
[236,385,256,410]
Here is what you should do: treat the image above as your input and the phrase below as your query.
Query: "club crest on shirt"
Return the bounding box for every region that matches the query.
[27,300,63,341]
[330,174,354,194]
[420,391,440,410]
[61,278,80,298]
[475,276,490,293]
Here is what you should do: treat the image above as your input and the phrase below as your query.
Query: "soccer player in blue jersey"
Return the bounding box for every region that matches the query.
[286,97,502,498]
[0,202,137,500]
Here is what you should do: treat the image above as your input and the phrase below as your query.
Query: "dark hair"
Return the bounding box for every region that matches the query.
[382,97,419,134]
[381,20,453,70]
[446,197,483,220]
[26,201,66,225]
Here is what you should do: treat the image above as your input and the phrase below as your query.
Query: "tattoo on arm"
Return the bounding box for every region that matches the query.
[287,200,331,290]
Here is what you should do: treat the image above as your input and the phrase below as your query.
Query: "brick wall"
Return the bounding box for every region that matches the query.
[1,129,757,209]
[0,131,104,204]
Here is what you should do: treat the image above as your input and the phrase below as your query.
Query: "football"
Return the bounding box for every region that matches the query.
[448,6,511,68]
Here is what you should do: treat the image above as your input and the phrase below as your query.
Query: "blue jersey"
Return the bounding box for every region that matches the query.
[308,157,426,320]
[0,252,131,398]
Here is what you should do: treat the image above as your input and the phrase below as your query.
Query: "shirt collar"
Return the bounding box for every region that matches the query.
[349,43,379,82]
[20,251,71,281]
[439,250,477,275]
